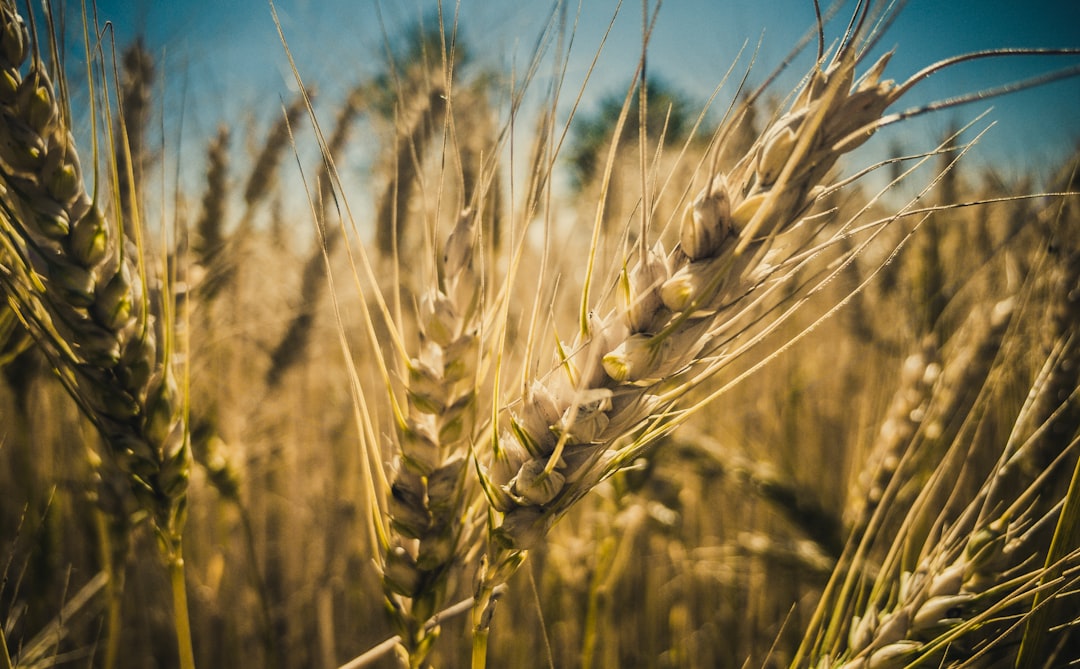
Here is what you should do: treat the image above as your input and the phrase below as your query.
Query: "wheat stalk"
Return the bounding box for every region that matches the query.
[801,220,1080,667]
[464,2,1080,664]
[190,124,230,297]
[0,2,192,666]
[468,3,908,652]
[253,0,1080,664]
[378,208,487,668]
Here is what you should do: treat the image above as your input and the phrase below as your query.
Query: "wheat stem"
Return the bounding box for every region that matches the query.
[92,503,124,669]
[0,625,11,669]
[470,580,500,669]
[338,597,475,669]
[168,547,196,669]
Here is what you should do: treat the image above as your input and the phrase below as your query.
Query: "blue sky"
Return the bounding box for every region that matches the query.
[65,0,1080,195]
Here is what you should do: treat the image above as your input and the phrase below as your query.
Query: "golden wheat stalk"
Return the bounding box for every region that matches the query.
[799,217,1080,667]
[257,0,1080,664]
[373,207,488,668]
[470,1,903,629]
[0,0,188,548]
[466,2,1080,664]
[0,2,193,666]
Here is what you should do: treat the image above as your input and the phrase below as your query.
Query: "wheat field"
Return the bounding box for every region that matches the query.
[1,1,1079,668]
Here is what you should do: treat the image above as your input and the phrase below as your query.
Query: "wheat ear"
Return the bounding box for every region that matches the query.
[375,86,447,259]
[0,0,189,551]
[191,124,230,297]
[469,6,907,646]
[243,91,311,210]
[803,231,1080,668]
[0,3,192,666]
[114,38,153,239]
[378,208,485,668]
[265,85,365,389]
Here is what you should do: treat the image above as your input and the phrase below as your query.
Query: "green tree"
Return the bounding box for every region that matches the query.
[566,75,696,191]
